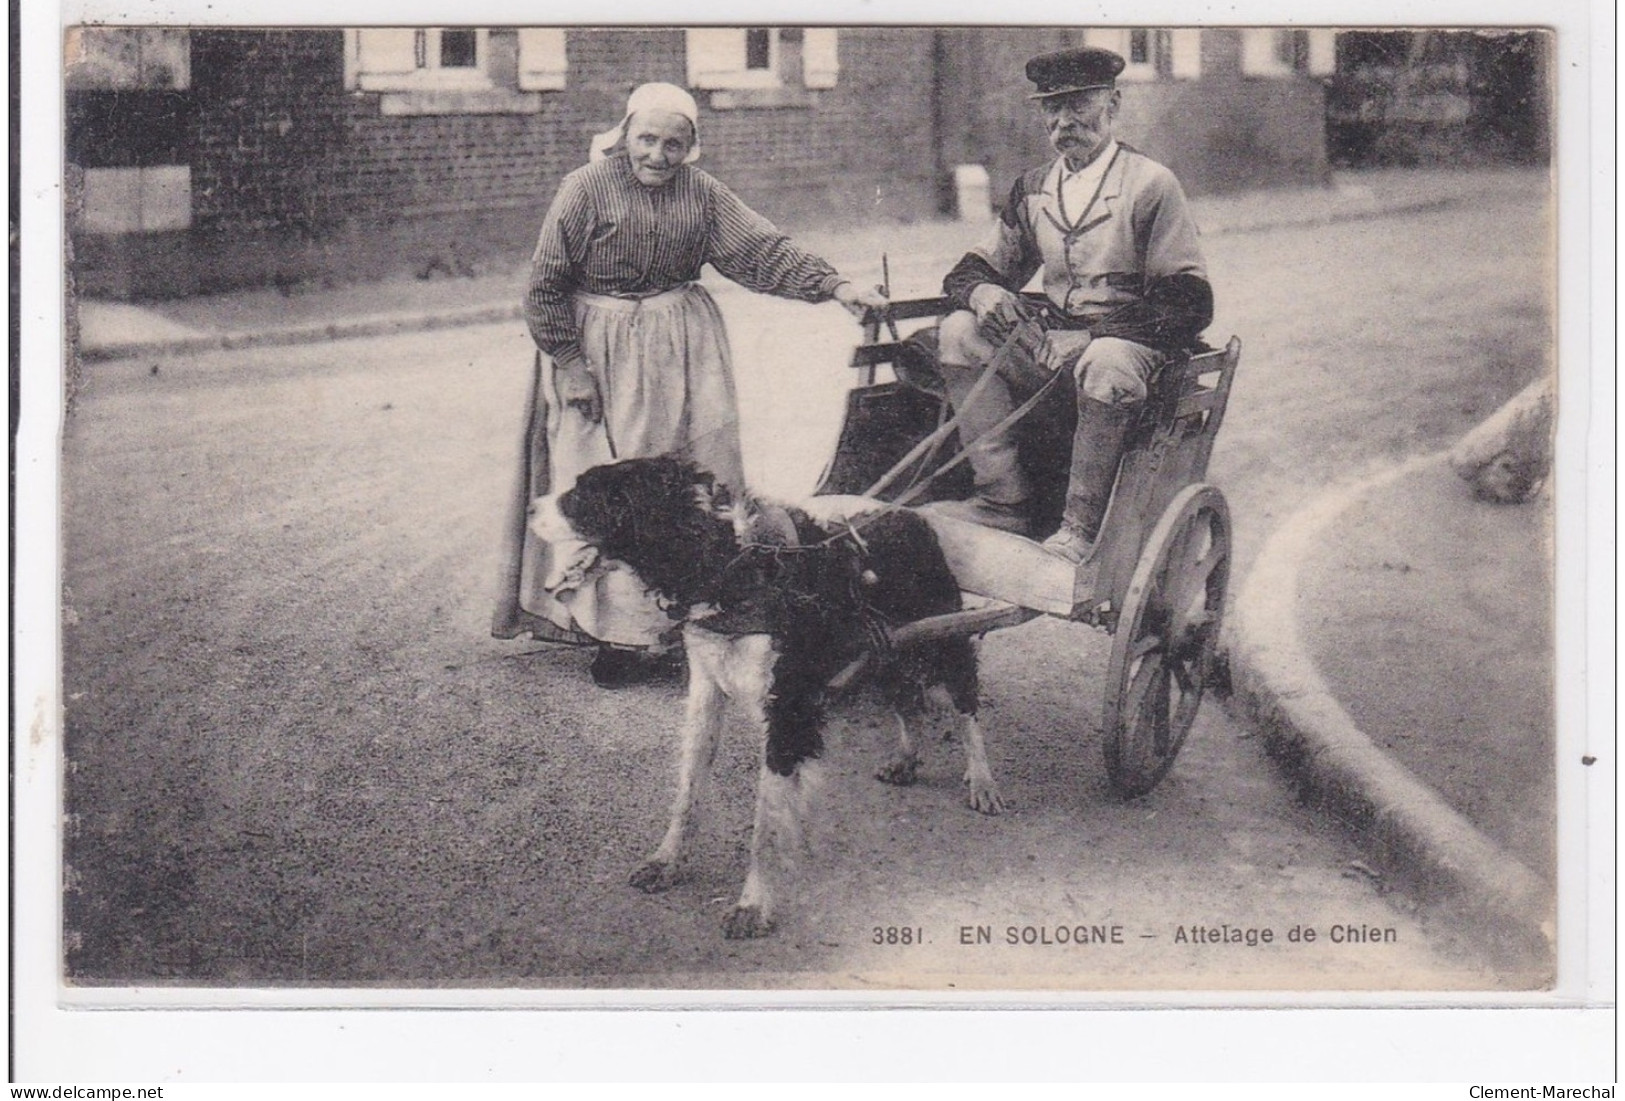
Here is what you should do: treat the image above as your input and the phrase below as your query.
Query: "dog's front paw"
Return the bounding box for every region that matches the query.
[722,904,775,939]
[629,859,682,893]
[965,774,1006,815]
[875,752,921,786]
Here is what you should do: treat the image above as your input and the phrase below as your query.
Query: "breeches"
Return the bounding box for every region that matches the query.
[936,308,1163,407]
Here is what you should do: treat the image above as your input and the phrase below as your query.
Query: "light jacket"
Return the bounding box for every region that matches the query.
[943,143,1213,352]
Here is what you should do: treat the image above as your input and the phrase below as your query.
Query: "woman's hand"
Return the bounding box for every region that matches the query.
[554,358,603,423]
[832,280,891,320]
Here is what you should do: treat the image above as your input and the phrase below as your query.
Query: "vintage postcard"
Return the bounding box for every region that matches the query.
[16,0,1613,1083]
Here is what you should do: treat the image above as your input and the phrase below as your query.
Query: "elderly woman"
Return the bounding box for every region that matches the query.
[493,82,886,686]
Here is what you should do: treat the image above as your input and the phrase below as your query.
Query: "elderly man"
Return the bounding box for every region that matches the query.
[931,46,1213,565]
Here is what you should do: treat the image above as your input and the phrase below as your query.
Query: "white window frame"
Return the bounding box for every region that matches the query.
[345,28,494,93]
[1084,28,1155,82]
[1083,27,1201,82]
[686,27,839,90]
[686,27,781,90]
[1241,28,1337,78]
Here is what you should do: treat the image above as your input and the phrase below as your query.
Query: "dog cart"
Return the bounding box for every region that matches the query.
[816,297,1241,797]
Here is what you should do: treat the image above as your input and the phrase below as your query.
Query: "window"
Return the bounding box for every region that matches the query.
[65,27,190,91]
[438,29,477,69]
[686,27,839,90]
[744,28,773,71]
[1083,28,1202,81]
[80,166,192,234]
[1241,28,1337,78]
[1128,29,1152,66]
[345,28,493,92]
[66,28,193,235]
[345,28,564,113]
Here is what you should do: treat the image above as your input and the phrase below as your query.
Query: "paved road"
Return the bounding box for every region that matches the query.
[60,185,1548,989]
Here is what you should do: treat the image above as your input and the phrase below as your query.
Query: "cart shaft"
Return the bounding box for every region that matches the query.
[889,602,1041,647]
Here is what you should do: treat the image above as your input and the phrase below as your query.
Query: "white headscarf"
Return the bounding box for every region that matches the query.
[589,82,703,165]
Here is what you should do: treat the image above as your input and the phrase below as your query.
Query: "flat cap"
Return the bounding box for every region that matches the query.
[1025,46,1126,98]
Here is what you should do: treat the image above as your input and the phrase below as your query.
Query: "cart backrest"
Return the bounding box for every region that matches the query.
[1149,337,1242,444]
[852,297,954,386]
[1084,336,1241,620]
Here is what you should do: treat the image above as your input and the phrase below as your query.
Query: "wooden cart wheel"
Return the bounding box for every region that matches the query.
[1103,483,1232,797]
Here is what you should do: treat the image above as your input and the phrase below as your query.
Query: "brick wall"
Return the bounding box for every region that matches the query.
[190,28,940,287]
[1133,28,1329,193]
[694,28,939,226]
[938,27,1328,204]
[70,26,1323,298]
[179,28,582,291]
[937,27,1083,209]
[73,27,943,297]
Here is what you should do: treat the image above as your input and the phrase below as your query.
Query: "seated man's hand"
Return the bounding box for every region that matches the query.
[968,283,1035,343]
[1041,329,1093,380]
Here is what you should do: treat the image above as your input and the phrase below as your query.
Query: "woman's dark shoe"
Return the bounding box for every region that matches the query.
[590,646,649,688]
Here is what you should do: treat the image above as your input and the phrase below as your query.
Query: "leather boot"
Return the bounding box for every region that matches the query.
[925,360,1031,534]
[1043,398,1136,564]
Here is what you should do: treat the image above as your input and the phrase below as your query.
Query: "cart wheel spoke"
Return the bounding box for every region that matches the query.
[1149,663,1173,756]
[1120,654,1172,766]
[1168,653,1197,695]
[1165,528,1223,636]
[1123,652,1164,722]
[1129,632,1164,662]
[1104,484,1232,798]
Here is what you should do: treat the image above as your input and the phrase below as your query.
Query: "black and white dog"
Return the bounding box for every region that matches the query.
[530,455,1003,938]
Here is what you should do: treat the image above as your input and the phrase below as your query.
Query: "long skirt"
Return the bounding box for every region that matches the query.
[491,283,745,647]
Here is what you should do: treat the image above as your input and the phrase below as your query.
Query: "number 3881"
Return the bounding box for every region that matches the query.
[872,926,924,945]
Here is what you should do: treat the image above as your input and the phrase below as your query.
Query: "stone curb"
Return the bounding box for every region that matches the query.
[1224,450,1554,954]
[76,193,1466,364]
[77,302,526,364]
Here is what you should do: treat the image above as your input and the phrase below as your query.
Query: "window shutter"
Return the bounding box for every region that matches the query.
[518,28,567,90]
[81,167,143,234]
[354,28,419,91]
[1084,28,1157,82]
[1240,28,1289,77]
[139,165,192,232]
[686,28,746,88]
[802,28,839,88]
[1083,27,1130,56]
[1169,29,1202,79]
[1306,29,1337,76]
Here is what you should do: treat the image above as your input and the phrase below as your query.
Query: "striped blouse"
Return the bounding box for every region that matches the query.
[524,153,846,366]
